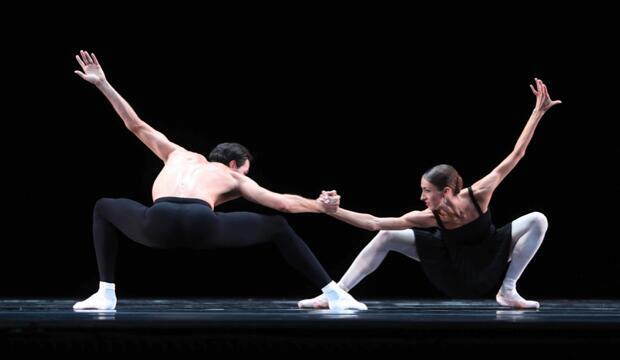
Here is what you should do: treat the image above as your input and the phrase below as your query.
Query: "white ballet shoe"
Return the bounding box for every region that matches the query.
[496,289,539,309]
[297,293,329,309]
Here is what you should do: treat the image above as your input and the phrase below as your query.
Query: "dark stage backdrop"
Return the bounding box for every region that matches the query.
[2,19,617,300]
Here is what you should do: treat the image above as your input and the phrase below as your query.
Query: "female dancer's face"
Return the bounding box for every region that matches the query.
[420,178,443,210]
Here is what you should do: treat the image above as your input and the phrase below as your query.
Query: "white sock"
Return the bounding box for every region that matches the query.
[321,281,342,297]
[321,281,367,311]
[73,281,117,310]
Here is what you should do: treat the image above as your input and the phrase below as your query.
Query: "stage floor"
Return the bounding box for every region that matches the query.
[1,299,619,353]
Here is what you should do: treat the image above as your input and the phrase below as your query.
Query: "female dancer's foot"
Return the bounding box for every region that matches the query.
[496,287,539,309]
[298,293,329,309]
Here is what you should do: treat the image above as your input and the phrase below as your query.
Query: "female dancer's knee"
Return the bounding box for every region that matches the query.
[528,212,549,233]
[373,230,398,250]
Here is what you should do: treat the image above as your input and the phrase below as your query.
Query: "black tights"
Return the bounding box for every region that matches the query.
[92,197,331,288]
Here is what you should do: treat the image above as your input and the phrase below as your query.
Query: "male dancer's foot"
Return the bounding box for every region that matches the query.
[73,281,117,310]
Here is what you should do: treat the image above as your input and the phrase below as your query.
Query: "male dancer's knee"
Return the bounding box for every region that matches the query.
[270,215,296,239]
[94,198,116,217]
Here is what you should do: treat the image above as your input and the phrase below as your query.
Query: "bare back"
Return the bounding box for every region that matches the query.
[152,150,239,207]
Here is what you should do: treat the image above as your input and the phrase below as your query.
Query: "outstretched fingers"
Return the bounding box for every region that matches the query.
[83,51,94,64]
[76,54,86,69]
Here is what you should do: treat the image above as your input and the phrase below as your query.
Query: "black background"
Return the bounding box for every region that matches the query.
[2,9,618,301]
